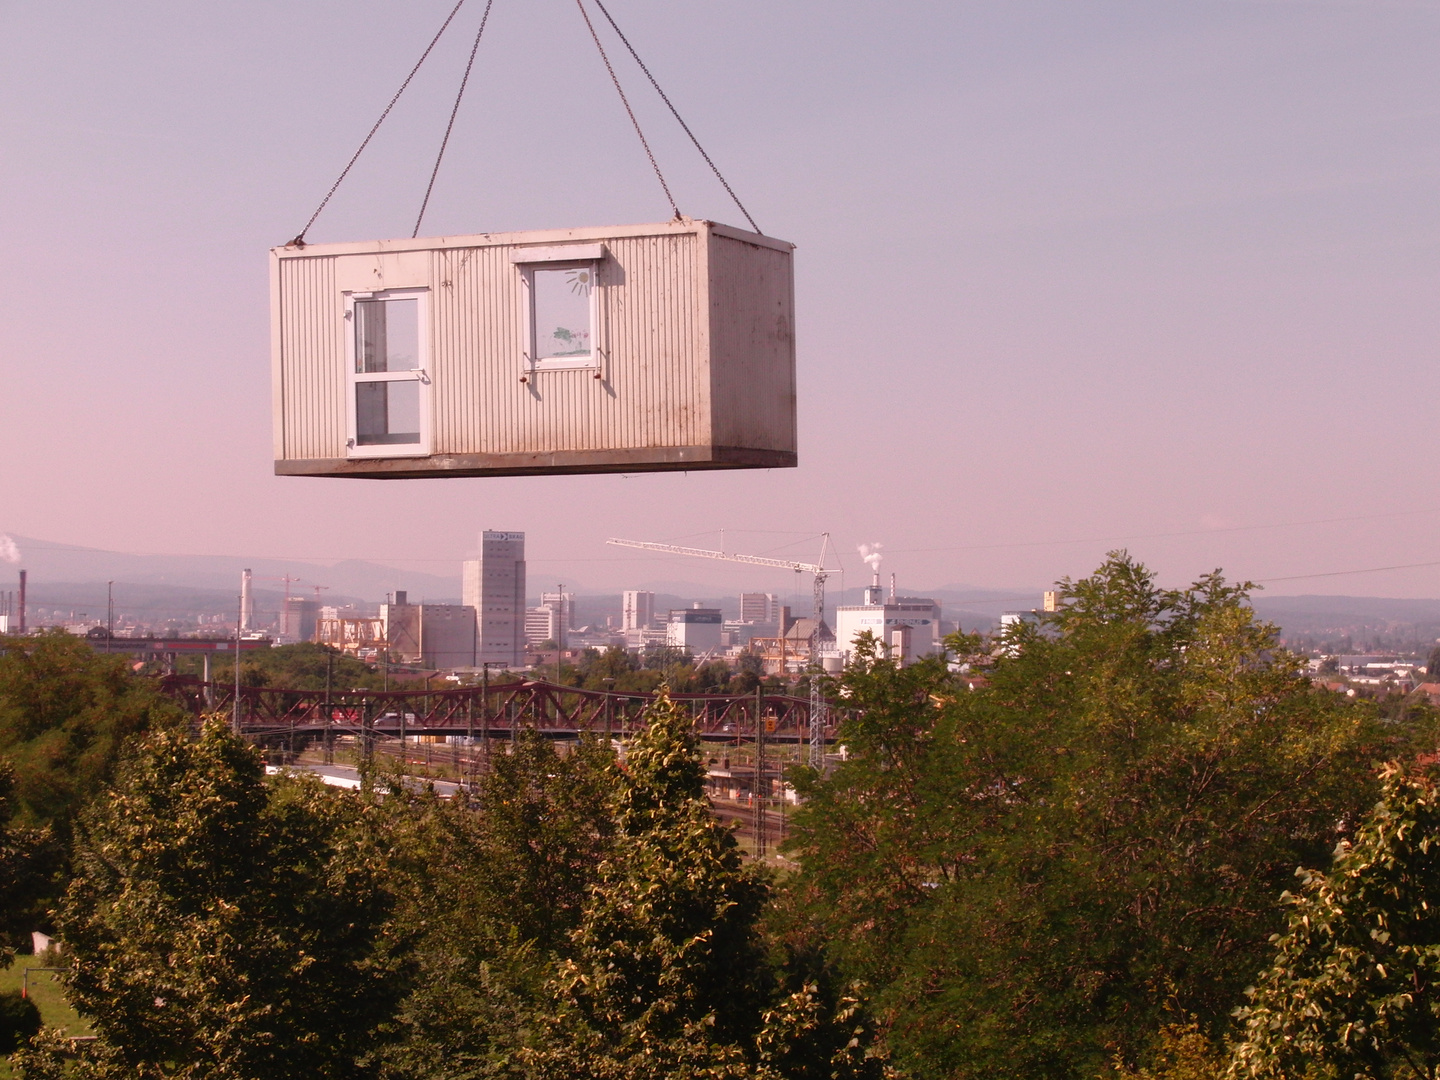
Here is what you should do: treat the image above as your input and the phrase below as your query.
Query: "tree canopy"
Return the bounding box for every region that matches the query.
[19,719,402,1079]
[528,688,889,1080]
[0,632,185,835]
[780,553,1435,1080]
[1230,762,1440,1080]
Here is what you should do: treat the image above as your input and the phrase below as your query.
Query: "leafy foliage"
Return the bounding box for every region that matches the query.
[1229,763,1440,1080]
[0,632,185,835]
[372,730,618,1079]
[1111,1022,1227,1080]
[562,646,783,696]
[781,553,1433,1080]
[203,641,388,692]
[527,689,890,1080]
[0,761,62,955]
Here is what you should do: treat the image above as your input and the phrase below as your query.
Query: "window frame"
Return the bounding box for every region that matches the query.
[513,243,606,374]
[343,287,432,459]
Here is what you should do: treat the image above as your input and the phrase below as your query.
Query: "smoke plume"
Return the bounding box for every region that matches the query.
[858,542,883,574]
[0,535,19,565]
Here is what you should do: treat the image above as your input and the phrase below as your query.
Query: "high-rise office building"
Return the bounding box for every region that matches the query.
[740,592,779,624]
[539,591,575,647]
[524,605,561,647]
[622,590,655,631]
[462,531,526,667]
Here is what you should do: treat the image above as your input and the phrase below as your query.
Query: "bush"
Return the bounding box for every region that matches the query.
[0,988,42,1054]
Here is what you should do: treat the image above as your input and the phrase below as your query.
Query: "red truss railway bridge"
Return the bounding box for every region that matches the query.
[160,676,837,747]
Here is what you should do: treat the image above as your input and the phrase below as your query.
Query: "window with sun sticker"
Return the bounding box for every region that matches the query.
[531,265,593,362]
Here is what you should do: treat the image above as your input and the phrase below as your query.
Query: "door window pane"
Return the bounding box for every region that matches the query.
[532,266,592,360]
[355,381,421,445]
[356,297,420,373]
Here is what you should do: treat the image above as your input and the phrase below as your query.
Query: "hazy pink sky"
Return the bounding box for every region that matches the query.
[2,0,1438,599]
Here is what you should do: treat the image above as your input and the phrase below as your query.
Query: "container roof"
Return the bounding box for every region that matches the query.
[274,216,793,260]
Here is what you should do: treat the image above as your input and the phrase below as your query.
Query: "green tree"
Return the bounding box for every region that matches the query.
[1229,762,1440,1080]
[0,988,42,1054]
[18,719,402,1080]
[0,632,185,835]
[205,641,387,693]
[782,553,1433,1080]
[0,761,61,956]
[372,731,618,1079]
[0,632,184,943]
[527,689,888,1080]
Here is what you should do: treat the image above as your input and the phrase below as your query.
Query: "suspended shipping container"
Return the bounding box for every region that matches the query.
[270,218,796,479]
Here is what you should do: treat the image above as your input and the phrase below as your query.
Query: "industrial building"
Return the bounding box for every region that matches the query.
[666,605,724,657]
[834,578,942,666]
[278,597,319,644]
[315,612,386,658]
[461,531,526,668]
[380,592,477,669]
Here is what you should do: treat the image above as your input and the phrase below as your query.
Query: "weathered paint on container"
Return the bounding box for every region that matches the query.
[270,218,796,479]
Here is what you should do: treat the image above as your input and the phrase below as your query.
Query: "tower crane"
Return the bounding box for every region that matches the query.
[606,534,836,629]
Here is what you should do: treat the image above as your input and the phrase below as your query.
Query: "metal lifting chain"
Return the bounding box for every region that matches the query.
[291,0,470,247]
[414,0,497,237]
[573,0,680,220]
[590,0,761,235]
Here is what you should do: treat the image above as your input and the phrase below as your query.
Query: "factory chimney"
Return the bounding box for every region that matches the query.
[240,569,253,632]
[859,543,884,606]
[17,570,25,634]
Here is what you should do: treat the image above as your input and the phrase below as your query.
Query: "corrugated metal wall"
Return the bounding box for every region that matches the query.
[429,232,706,455]
[277,255,345,460]
[707,234,797,453]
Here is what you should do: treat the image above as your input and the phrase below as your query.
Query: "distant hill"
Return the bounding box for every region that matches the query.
[0,535,458,604]
[1250,595,1440,653]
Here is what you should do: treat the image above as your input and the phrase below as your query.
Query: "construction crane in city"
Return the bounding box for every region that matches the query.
[607,532,838,769]
[607,534,837,628]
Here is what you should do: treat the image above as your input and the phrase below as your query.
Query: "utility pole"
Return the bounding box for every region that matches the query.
[602,677,615,746]
[465,690,475,787]
[482,662,492,767]
[106,581,113,653]
[233,590,243,735]
[324,650,334,765]
[753,682,766,859]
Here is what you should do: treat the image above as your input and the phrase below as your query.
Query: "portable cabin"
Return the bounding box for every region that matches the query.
[270,218,796,479]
